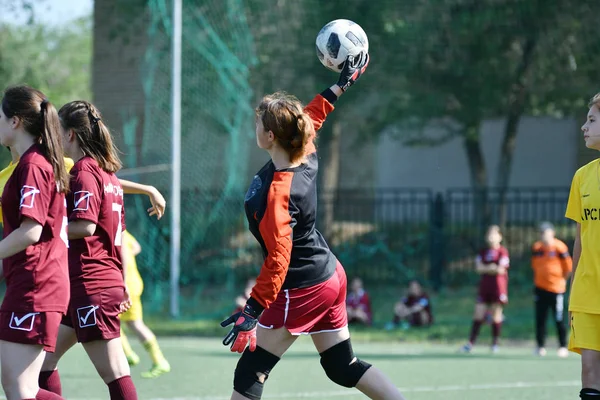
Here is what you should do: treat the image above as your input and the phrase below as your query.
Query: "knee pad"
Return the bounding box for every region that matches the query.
[319,339,372,388]
[233,346,280,400]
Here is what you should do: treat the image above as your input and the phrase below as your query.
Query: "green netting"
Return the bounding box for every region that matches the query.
[120,0,259,318]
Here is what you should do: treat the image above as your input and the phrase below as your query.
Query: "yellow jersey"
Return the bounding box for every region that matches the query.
[0,157,74,223]
[0,162,17,222]
[566,158,600,314]
[122,230,144,297]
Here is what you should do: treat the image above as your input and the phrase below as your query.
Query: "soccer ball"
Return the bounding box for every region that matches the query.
[316,19,369,73]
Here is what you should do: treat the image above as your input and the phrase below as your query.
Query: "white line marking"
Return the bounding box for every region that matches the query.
[143,379,580,400]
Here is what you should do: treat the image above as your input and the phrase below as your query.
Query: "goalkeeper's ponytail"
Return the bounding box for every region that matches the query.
[256,92,314,164]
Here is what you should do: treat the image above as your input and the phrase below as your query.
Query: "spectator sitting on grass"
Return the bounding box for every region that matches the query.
[386,279,433,330]
[346,277,372,325]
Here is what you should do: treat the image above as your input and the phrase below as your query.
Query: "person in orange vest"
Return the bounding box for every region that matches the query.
[531,222,572,358]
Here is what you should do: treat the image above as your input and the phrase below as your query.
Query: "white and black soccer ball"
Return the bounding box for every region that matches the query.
[316,19,369,73]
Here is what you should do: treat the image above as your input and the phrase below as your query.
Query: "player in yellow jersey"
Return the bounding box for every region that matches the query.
[566,92,600,399]
[119,230,171,378]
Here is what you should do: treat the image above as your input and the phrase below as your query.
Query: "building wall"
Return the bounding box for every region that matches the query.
[376,116,579,192]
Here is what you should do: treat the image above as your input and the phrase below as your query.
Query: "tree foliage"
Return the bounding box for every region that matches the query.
[0,17,92,108]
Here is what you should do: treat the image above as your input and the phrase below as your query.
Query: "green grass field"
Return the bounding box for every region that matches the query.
[19,336,579,400]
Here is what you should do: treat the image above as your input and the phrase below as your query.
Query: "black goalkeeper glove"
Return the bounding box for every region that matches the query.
[221,303,259,353]
[337,52,370,92]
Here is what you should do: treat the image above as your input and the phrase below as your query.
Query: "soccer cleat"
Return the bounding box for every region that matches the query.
[535,347,547,357]
[557,347,569,358]
[490,345,499,354]
[141,359,171,379]
[126,352,140,367]
[459,343,472,353]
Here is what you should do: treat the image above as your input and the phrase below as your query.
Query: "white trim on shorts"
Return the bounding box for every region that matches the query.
[283,290,290,325]
[291,325,348,336]
[256,324,348,336]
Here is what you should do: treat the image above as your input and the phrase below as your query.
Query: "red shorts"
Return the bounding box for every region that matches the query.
[0,311,63,352]
[477,288,508,305]
[259,262,348,335]
[62,287,123,343]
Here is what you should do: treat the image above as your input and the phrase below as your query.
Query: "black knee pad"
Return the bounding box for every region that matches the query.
[580,388,600,399]
[319,339,372,388]
[233,346,280,400]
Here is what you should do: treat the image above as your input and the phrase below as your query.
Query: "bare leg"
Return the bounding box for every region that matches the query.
[125,320,154,343]
[41,324,77,372]
[1,341,48,400]
[581,349,600,391]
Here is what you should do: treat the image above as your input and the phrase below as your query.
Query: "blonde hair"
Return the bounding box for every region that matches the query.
[255,92,315,163]
[487,225,501,235]
[589,93,600,108]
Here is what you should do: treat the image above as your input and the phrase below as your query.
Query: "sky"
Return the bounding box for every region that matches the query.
[0,0,93,25]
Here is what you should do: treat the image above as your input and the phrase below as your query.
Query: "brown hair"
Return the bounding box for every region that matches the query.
[255,92,314,164]
[589,93,600,108]
[59,101,122,173]
[1,86,69,193]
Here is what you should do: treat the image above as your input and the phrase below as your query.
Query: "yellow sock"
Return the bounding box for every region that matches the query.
[120,329,137,359]
[143,336,167,365]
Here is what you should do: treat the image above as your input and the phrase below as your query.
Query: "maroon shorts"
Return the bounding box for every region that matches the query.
[0,311,63,352]
[62,287,123,343]
[259,261,348,335]
[477,288,508,305]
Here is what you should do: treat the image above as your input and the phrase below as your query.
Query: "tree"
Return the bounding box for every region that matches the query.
[373,0,600,228]
[0,4,91,167]
[0,18,92,107]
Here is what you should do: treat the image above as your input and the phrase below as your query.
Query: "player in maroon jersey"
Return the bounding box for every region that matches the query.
[461,225,510,353]
[0,85,68,400]
[37,101,138,400]
[346,278,372,326]
[220,54,405,400]
[386,280,433,330]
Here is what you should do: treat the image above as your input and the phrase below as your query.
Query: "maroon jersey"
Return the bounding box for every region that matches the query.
[477,246,510,294]
[1,144,69,313]
[403,293,433,324]
[67,157,125,296]
[346,289,372,324]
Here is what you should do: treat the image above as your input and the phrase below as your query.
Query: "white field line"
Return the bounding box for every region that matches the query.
[141,379,581,400]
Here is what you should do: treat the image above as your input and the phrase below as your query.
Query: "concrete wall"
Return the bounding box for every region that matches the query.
[376,116,579,192]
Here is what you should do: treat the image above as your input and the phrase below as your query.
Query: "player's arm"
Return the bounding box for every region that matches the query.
[246,176,297,316]
[68,220,96,239]
[119,179,166,220]
[68,170,101,239]
[571,224,581,292]
[475,257,495,274]
[304,53,369,132]
[0,164,52,258]
[496,251,509,275]
[0,218,43,258]
[565,170,582,289]
[559,242,573,280]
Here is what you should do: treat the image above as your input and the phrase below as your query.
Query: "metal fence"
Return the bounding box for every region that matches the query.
[127,186,574,317]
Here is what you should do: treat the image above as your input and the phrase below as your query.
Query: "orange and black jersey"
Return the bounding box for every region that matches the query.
[244,90,339,314]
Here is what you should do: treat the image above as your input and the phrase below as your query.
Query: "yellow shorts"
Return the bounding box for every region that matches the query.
[120,296,143,322]
[569,312,600,354]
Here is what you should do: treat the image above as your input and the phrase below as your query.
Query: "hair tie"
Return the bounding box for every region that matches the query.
[87,108,101,124]
[40,98,49,111]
